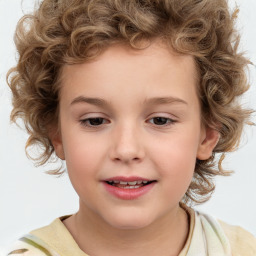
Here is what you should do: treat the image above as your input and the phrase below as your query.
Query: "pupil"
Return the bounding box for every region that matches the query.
[89,118,103,126]
[154,117,167,125]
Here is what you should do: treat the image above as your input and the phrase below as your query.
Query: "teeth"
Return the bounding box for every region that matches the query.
[128,181,137,185]
[107,180,150,185]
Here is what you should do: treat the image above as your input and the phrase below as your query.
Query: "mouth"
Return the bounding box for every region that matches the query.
[105,180,156,189]
[103,177,157,200]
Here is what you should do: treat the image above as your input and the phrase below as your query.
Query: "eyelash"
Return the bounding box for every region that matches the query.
[80,118,108,127]
[148,117,177,126]
[79,116,176,128]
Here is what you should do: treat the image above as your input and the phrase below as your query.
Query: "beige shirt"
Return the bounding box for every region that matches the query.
[7,208,256,256]
[179,206,256,256]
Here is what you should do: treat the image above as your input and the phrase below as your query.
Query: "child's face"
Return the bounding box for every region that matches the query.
[53,41,217,229]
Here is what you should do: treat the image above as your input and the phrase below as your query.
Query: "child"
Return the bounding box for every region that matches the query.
[6,0,256,255]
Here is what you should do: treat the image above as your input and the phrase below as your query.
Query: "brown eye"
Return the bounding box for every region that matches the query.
[150,117,171,125]
[80,118,107,126]
[88,118,104,126]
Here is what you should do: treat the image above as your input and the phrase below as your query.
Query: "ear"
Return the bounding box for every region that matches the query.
[197,126,220,160]
[49,126,65,160]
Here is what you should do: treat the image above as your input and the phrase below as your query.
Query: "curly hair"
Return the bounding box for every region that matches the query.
[7,0,253,204]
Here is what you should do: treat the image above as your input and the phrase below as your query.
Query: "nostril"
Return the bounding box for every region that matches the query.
[114,157,140,162]
[109,142,145,163]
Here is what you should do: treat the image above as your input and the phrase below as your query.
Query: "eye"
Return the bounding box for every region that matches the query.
[80,117,109,127]
[148,117,175,126]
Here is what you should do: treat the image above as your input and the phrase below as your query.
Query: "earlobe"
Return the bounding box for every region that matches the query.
[49,128,65,160]
[53,138,65,160]
[197,127,220,160]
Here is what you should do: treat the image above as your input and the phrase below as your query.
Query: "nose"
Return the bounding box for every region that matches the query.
[109,123,145,164]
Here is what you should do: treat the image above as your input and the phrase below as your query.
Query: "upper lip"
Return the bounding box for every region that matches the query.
[103,176,154,182]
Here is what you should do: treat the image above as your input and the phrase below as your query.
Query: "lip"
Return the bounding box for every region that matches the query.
[102,176,156,200]
[104,176,151,182]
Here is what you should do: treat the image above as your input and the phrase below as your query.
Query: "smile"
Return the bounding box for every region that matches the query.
[103,177,157,200]
[106,180,155,189]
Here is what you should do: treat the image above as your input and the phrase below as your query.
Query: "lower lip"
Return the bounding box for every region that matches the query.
[102,182,156,200]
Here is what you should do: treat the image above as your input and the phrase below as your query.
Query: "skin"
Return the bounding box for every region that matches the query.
[51,41,219,256]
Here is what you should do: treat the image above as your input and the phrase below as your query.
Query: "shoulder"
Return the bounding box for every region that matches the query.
[219,220,256,256]
[5,216,85,256]
[4,217,68,256]
[5,239,46,256]
[194,209,256,256]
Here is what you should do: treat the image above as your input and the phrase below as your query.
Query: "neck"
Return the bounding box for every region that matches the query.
[63,203,189,256]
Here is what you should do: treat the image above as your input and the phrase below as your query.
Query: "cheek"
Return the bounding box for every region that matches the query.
[150,129,200,185]
[62,131,106,188]
[155,145,196,202]
[63,126,104,165]
[64,143,103,205]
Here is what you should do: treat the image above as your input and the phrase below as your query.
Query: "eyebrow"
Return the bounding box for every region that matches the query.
[70,96,188,107]
[71,96,110,108]
[144,97,188,106]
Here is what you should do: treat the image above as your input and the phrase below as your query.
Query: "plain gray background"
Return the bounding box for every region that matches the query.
[0,0,256,253]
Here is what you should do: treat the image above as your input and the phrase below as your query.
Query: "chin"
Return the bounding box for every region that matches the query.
[102,210,154,230]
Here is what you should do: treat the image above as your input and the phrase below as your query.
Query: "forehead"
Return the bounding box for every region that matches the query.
[65,41,197,78]
[59,41,199,108]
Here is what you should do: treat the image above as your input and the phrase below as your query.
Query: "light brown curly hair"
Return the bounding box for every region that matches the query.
[7,0,253,204]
